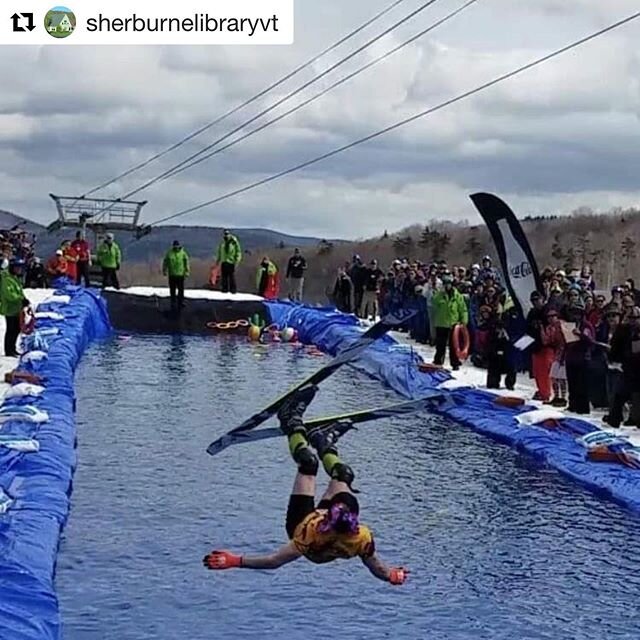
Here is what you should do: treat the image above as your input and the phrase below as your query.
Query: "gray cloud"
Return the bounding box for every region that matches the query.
[1,0,639,240]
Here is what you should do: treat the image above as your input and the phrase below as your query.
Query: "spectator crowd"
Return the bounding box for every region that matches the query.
[328,253,640,429]
[0,225,126,291]
[0,225,126,357]
[2,224,638,430]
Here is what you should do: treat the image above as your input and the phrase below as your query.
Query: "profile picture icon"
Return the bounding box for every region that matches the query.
[44,6,76,38]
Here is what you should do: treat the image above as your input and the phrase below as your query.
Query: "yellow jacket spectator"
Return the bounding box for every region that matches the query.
[162,241,190,311]
[97,233,121,290]
[215,229,242,294]
[257,257,279,299]
[0,259,27,357]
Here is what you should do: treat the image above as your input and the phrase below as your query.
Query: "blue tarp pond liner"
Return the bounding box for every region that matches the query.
[265,300,640,513]
[0,288,111,640]
[3,291,640,639]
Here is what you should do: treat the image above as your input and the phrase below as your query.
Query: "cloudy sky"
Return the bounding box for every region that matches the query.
[1,0,639,239]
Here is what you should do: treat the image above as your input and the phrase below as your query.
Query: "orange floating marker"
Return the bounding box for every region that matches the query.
[494,395,525,408]
[452,324,470,363]
[418,362,447,373]
[209,264,221,287]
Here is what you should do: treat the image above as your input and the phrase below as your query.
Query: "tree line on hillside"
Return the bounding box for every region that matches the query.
[119,205,640,301]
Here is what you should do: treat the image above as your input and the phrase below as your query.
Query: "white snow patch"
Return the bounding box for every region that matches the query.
[111,286,264,302]
[516,409,566,426]
[390,330,640,447]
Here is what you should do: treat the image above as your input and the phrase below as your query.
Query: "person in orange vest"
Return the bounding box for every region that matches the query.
[256,256,279,299]
[61,240,79,283]
[71,231,91,286]
[46,249,68,279]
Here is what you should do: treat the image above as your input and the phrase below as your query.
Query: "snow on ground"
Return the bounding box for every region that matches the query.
[0,289,57,401]
[389,329,640,448]
[112,286,264,302]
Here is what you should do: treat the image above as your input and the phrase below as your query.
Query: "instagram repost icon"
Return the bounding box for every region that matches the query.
[44,6,76,38]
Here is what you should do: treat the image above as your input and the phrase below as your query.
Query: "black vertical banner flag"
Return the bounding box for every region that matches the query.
[470,192,542,322]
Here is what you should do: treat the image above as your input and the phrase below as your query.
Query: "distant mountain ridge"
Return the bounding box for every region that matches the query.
[0,209,338,261]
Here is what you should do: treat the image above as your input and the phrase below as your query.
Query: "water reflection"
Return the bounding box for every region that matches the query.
[162,334,188,381]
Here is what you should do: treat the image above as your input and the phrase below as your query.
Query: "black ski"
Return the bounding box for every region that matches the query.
[206,392,446,457]
[206,308,416,456]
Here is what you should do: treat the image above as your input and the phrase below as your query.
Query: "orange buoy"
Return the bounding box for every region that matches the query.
[418,362,446,373]
[494,395,525,408]
[4,370,44,385]
[209,264,221,287]
[586,446,620,463]
[452,324,470,362]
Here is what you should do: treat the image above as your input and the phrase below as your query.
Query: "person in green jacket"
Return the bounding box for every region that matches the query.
[97,232,122,290]
[431,276,469,370]
[214,229,242,294]
[0,259,28,357]
[162,240,190,311]
[256,256,278,298]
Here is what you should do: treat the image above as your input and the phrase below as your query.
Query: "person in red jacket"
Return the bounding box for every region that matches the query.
[71,231,91,286]
[61,240,79,283]
[46,249,68,279]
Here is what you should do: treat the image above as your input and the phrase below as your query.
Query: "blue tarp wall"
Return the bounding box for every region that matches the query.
[266,301,640,514]
[0,287,111,640]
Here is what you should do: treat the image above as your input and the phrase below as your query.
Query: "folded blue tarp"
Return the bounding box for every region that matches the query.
[0,287,111,640]
[266,301,640,513]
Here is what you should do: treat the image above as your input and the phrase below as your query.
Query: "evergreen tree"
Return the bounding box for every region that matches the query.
[563,247,577,272]
[393,235,413,257]
[463,232,481,259]
[431,232,450,262]
[418,226,432,250]
[576,233,591,267]
[551,234,564,262]
[589,249,604,269]
[621,237,637,267]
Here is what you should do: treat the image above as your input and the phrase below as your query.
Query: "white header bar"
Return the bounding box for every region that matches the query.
[1,0,294,45]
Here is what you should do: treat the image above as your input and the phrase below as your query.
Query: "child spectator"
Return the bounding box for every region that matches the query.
[543,309,567,407]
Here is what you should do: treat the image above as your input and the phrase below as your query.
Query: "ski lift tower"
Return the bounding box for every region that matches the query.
[47,194,152,247]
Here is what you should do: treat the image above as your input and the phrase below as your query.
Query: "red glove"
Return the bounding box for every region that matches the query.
[203,550,243,570]
[389,567,409,585]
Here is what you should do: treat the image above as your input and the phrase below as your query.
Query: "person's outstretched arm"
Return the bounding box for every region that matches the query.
[362,553,409,585]
[203,541,302,571]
